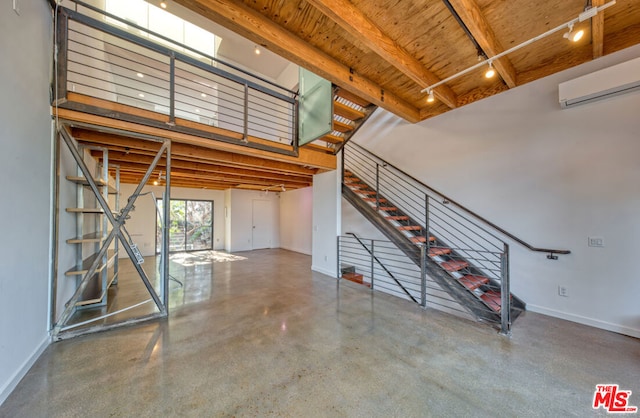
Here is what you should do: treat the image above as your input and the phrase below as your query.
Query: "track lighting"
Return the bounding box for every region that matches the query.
[160,1,167,9]
[426,89,435,103]
[563,23,584,42]
[254,45,261,55]
[281,185,286,192]
[420,0,617,96]
[485,61,496,79]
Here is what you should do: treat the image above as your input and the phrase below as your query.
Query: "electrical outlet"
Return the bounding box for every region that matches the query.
[558,286,569,297]
[588,236,604,247]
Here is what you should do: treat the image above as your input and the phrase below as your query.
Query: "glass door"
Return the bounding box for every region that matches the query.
[157,199,213,253]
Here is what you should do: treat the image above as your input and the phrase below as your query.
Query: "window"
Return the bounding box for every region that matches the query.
[156,199,213,253]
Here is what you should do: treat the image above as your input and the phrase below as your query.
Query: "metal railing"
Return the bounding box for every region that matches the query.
[343,142,571,259]
[56,4,297,153]
[340,142,570,334]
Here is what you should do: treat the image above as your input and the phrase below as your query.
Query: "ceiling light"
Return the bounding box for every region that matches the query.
[138,93,145,98]
[153,180,158,186]
[485,61,496,79]
[281,185,286,192]
[201,93,207,98]
[426,89,435,103]
[160,1,167,9]
[136,72,144,78]
[563,23,584,42]
[195,108,200,113]
[254,45,261,55]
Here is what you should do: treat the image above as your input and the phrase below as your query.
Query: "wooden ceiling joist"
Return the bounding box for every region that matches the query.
[172,0,421,122]
[447,0,518,89]
[305,0,458,109]
[592,0,606,59]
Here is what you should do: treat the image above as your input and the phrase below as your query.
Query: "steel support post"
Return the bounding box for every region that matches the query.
[375,164,380,211]
[161,140,171,308]
[169,53,175,124]
[370,240,375,291]
[500,243,512,336]
[243,83,249,142]
[420,243,427,308]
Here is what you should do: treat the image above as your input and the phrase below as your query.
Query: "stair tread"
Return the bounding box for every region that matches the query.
[459,274,490,290]
[398,225,421,231]
[441,260,469,272]
[411,236,435,243]
[333,119,354,133]
[385,216,409,221]
[334,100,366,120]
[342,272,371,288]
[321,133,344,144]
[428,247,451,257]
[363,198,387,203]
[354,190,376,195]
[481,290,502,312]
[378,206,398,211]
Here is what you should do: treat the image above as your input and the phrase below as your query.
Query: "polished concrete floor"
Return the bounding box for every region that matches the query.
[1,249,638,417]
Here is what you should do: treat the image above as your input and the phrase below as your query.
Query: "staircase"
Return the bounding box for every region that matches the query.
[340,143,528,334]
[302,87,377,154]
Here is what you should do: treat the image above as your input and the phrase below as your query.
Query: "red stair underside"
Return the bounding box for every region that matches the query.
[459,275,490,290]
[441,260,469,272]
[480,290,502,312]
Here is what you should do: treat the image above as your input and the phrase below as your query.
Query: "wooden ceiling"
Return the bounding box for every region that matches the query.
[171,0,640,123]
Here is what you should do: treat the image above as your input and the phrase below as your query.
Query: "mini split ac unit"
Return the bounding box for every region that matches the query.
[559,56,640,108]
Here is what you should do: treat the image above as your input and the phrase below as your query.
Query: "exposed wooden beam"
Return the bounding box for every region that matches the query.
[592,0,605,59]
[57,108,335,171]
[172,0,421,122]
[94,151,312,185]
[305,0,458,109]
[447,0,518,88]
[72,128,319,176]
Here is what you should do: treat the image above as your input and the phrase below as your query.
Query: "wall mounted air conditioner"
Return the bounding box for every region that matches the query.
[559,56,640,108]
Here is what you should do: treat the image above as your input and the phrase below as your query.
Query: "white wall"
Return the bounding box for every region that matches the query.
[345,45,640,338]
[312,170,341,276]
[118,184,226,256]
[280,187,312,255]
[0,0,52,404]
[226,189,281,252]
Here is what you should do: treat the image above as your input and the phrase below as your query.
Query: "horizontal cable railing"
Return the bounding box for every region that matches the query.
[338,235,478,322]
[344,142,570,259]
[59,5,296,148]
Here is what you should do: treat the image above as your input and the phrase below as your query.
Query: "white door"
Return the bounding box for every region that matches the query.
[252,200,273,249]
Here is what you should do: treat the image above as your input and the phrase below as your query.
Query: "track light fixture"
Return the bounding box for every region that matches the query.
[485,61,496,79]
[261,184,286,194]
[426,89,435,103]
[254,45,261,55]
[160,1,167,9]
[563,23,584,42]
[420,0,617,97]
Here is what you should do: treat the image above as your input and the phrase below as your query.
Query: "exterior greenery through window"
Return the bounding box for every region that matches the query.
[156,199,213,253]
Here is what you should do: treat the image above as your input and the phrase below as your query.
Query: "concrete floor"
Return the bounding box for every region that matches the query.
[1,249,638,417]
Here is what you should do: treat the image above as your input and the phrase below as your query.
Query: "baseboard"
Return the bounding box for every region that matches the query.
[279,245,312,256]
[311,265,336,278]
[527,304,640,339]
[0,335,50,406]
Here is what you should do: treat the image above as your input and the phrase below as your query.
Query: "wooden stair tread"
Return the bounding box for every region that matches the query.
[363,197,387,203]
[321,133,344,144]
[398,225,421,231]
[335,87,372,108]
[354,190,376,195]
[304,143,333,153]
[334,100,366,120]
[66,232,105,244]
[65,250,116,276]
[428,247,452,257]
[342,272,371,288]
[378,206,398,211]
[333,119,354,133]
[480,290,502,312]
[441,260,469,272]
[411,236,435,243]
[459,275,490,290]
[385,216,409,221]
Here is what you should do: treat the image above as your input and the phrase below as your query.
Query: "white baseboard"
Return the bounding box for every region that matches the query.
[0,335,50,406]
[527,304,640,339]
[311,265,336,277]
[279,245,312,256]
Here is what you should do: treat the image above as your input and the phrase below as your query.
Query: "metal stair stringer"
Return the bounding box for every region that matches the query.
[342,184,500,322]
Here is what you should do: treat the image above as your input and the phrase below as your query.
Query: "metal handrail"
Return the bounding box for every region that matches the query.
[346,142,570,259]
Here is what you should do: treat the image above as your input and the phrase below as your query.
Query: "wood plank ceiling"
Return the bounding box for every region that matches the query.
[171,0,640,123]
